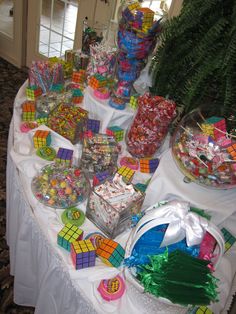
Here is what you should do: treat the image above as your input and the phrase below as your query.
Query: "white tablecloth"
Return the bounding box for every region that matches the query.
[83,87,135,132]
[6,83,236,314]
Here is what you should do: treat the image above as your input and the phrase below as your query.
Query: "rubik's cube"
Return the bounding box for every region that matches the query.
[193,306,213,314]
[50,84,64,93]
[71,239,96,269]
[72,70,86,84]
[227,143,236,160]
[55,147,74,166]
[135,8,154,30]
[129,95,138,110]
[106,126,124,142]
[33,130,51,148]
[123,2,140,21]
[26,85,42,100]
[117,166,135,183]
[139,158,159,173]
[134,182,148,193]
[93,170,110,186]
[96,239,125,267]
[57,223,83,252]
[87,119,100,133]
[72,89,83,104]
[22,101,36,121]
[201,117,226,140]
[221,227,236,253]
[36,115,48,126]
[89,74,107,90]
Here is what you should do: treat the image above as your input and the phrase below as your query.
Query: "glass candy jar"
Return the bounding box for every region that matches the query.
[171,107,236,189]
[126,93,176,157]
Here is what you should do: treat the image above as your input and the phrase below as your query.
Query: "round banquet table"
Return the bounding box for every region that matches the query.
[6,82,236,314]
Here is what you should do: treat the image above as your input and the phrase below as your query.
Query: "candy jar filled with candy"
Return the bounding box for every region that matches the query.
[31,164,90,208]
[171,107,236,189]
[126,93,176,157]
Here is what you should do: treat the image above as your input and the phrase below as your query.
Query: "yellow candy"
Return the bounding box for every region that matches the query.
[60,181,67,188]
[49,188,56,196]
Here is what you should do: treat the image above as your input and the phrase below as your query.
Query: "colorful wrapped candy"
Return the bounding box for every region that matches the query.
[126,93,176,157]
[31,164,90,208]
[86,173,144,238]
[48,103,88,144]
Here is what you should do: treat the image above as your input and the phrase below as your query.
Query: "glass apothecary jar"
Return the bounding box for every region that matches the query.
[126,93,176,157]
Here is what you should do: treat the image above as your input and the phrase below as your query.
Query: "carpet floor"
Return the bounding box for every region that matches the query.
[0,56,235,314]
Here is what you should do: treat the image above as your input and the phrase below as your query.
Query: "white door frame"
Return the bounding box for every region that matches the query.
[0,0,26,68]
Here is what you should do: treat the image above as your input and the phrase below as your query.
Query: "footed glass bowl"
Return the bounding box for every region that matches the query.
[171,107,236,189]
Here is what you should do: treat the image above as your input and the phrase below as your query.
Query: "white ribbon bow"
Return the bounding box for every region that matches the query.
[145,200,209,247]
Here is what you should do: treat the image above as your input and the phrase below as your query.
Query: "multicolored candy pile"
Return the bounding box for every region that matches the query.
[81,134,119,176]
[86,173,144,238]
[172,109,236,188]
[126,93,176,157]
[31,164,90,208]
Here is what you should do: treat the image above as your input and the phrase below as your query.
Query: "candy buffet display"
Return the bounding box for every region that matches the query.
[31,164,90,208]
[86,173,145,238]
[171,107,236,189]
[48,103,88,144]
[124,200,224,306]
[126,93,176,157]
[98,275,126,301]
[80,134,119,176]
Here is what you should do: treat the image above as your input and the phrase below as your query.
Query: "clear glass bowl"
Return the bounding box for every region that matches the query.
[171,107,236,189]
[31,164,90,208]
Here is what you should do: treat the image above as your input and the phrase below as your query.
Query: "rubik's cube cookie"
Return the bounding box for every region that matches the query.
[36,116,48,126]
[227,143,236,160]
[129,95,138,110]
[201,117,226,140]
[106,126,124,142]
[88,74,107,89]
[93,171,110,186]
[26,85,42,100]
[96,239,125,267]
[50,84,64,93]
[57,223,83,252]
[33,130,51,148]
[55,147,73,166]
[139,158,159,173]
[72,70,86,84]
[117,166,135,182]
[72,89,83,104]
[71,239,96,269]
[22,101,36,121]
[87,119,100,133]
